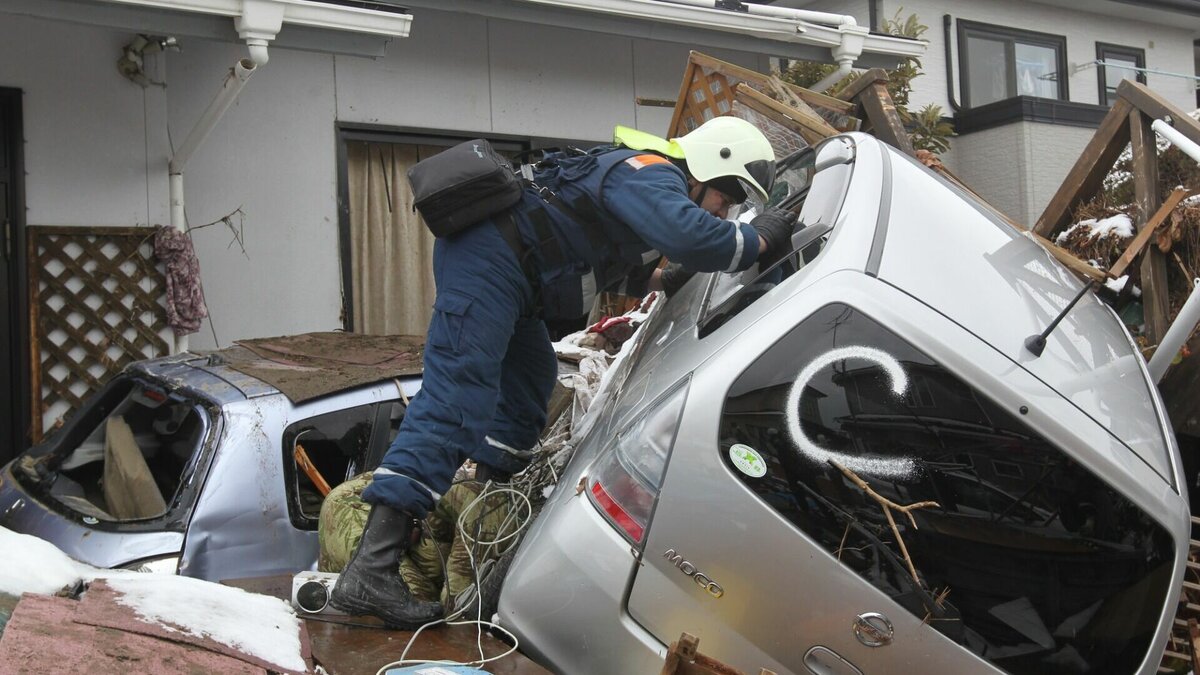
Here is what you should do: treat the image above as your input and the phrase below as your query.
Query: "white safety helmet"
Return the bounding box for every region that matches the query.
[673,116,775,203]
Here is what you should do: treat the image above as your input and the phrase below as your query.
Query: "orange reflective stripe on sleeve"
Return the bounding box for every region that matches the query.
[624,154,671,170]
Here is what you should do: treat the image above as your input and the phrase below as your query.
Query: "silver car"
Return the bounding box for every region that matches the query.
[0,350,419,580]
[499,133,1188,675]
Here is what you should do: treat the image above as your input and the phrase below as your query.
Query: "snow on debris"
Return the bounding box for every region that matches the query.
[0,527,92,596]
[0,526,306,673]
[1055,214,1134,245]
[104,573,306,674]
[1105,275,1129,294]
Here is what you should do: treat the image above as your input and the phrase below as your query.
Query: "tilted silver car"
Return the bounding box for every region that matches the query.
[0,348,419,581]
[499,133,1189,675]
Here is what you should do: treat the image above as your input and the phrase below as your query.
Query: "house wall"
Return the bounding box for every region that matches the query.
[881,0,1196,114]
[943,121,1097,225]
[0,8,768,352]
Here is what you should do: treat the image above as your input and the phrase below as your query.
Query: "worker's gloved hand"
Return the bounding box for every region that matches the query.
[660,263,697,298]
[751,207,798,269]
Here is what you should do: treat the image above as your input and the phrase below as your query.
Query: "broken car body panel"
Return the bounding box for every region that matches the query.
[0,349,421,582]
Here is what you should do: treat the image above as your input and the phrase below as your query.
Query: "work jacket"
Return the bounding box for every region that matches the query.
[509,145,762,320]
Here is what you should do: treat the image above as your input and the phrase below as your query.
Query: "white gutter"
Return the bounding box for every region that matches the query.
[96,0,413,37]
[527,0,880,87]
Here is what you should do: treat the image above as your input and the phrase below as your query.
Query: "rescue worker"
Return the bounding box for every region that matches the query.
[329,116,797,628]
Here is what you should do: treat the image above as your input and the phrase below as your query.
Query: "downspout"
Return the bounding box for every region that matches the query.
[943,14,962,111]
[167,0,281,353]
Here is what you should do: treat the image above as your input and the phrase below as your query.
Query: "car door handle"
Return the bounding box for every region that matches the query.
[803,645,863,675]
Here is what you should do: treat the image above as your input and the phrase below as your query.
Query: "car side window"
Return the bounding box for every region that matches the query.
[282,403,381,529]
[700,138,855,337]
[718,304,1172,675]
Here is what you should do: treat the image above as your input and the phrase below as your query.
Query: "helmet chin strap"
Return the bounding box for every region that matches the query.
[692,182,709,209]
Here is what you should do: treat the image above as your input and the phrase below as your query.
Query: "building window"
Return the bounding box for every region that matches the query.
[1096,43,1146,106]
[958,20,1068,108]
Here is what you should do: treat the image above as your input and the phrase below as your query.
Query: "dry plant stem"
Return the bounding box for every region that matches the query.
[832,461,939,585]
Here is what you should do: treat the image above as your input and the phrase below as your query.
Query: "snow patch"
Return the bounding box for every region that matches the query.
[104,573,306,673]
[0,527,305,673]
[1055,214,1133,244]
[0,527,93,596]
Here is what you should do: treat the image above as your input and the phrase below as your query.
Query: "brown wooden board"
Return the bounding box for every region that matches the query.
[1033,99,1134,237]
[1109,187,1191,279]
[1130,109,1172,345]
[855,81,915,155]
[1118,79,1200,148]
[734,84,836,145]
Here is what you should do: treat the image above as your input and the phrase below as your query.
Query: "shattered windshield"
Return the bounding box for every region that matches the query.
[19,377,209,523]
[720,304,1173,675]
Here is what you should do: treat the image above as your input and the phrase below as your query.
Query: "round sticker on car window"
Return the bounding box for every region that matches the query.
[729,444,767,478]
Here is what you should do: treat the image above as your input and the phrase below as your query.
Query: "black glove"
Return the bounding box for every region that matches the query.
[751,207,798,269]
[660,263,697,298]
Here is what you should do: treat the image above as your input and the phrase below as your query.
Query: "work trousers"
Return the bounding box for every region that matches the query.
[362,221,559,518]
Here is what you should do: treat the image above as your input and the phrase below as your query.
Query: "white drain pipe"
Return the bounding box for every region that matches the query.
[168,57,260,354]
[1149,278,1200,382]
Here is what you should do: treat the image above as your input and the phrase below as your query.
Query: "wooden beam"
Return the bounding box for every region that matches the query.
[1032,97,1133,238]
[856,82,915,156]
[836,68,890,102]
[1109,187,1190,279]
[735,83,838,145]
[1131,108,1172,344]
[1117,79,1200,149]
[667,57,699,137]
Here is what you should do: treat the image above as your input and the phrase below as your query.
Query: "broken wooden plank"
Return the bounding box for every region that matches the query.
[835,67,890,103]
[1118,79,1200,149]
[1131,109,1173,345]
[734,83,837,145]
[1033,98,1134,238]
[1109,187,1191,279]
[856,81,916,156]
[635,97,676,108]
[686,52,856,115]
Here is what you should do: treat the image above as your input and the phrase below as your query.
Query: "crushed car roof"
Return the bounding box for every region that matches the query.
[133,332,424,404]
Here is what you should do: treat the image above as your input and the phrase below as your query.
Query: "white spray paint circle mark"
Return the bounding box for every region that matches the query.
[785,345,917,479]
[729,444,768,478]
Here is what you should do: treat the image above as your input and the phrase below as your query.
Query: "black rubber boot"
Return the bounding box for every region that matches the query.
[329,504,444,629]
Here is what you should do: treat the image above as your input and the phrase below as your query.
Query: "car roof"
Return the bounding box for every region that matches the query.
[128,333,425,406]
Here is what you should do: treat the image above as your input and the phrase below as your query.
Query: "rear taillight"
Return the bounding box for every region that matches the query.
[587,380,689,546]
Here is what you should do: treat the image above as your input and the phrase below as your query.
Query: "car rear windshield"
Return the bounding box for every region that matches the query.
[19,377,209,522]
[719,304,1173,675]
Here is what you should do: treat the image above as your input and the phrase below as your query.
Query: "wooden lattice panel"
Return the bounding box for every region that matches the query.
[667,51,859,140]
[28,226,170,440]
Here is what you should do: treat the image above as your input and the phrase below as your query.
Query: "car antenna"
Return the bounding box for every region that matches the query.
[1024,280,1096,358]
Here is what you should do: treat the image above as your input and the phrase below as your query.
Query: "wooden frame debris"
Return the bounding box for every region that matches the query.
[27,226,170,442]
[1033,80,1200,346]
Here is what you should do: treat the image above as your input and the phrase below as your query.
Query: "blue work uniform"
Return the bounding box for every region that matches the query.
[363,146,763,518]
